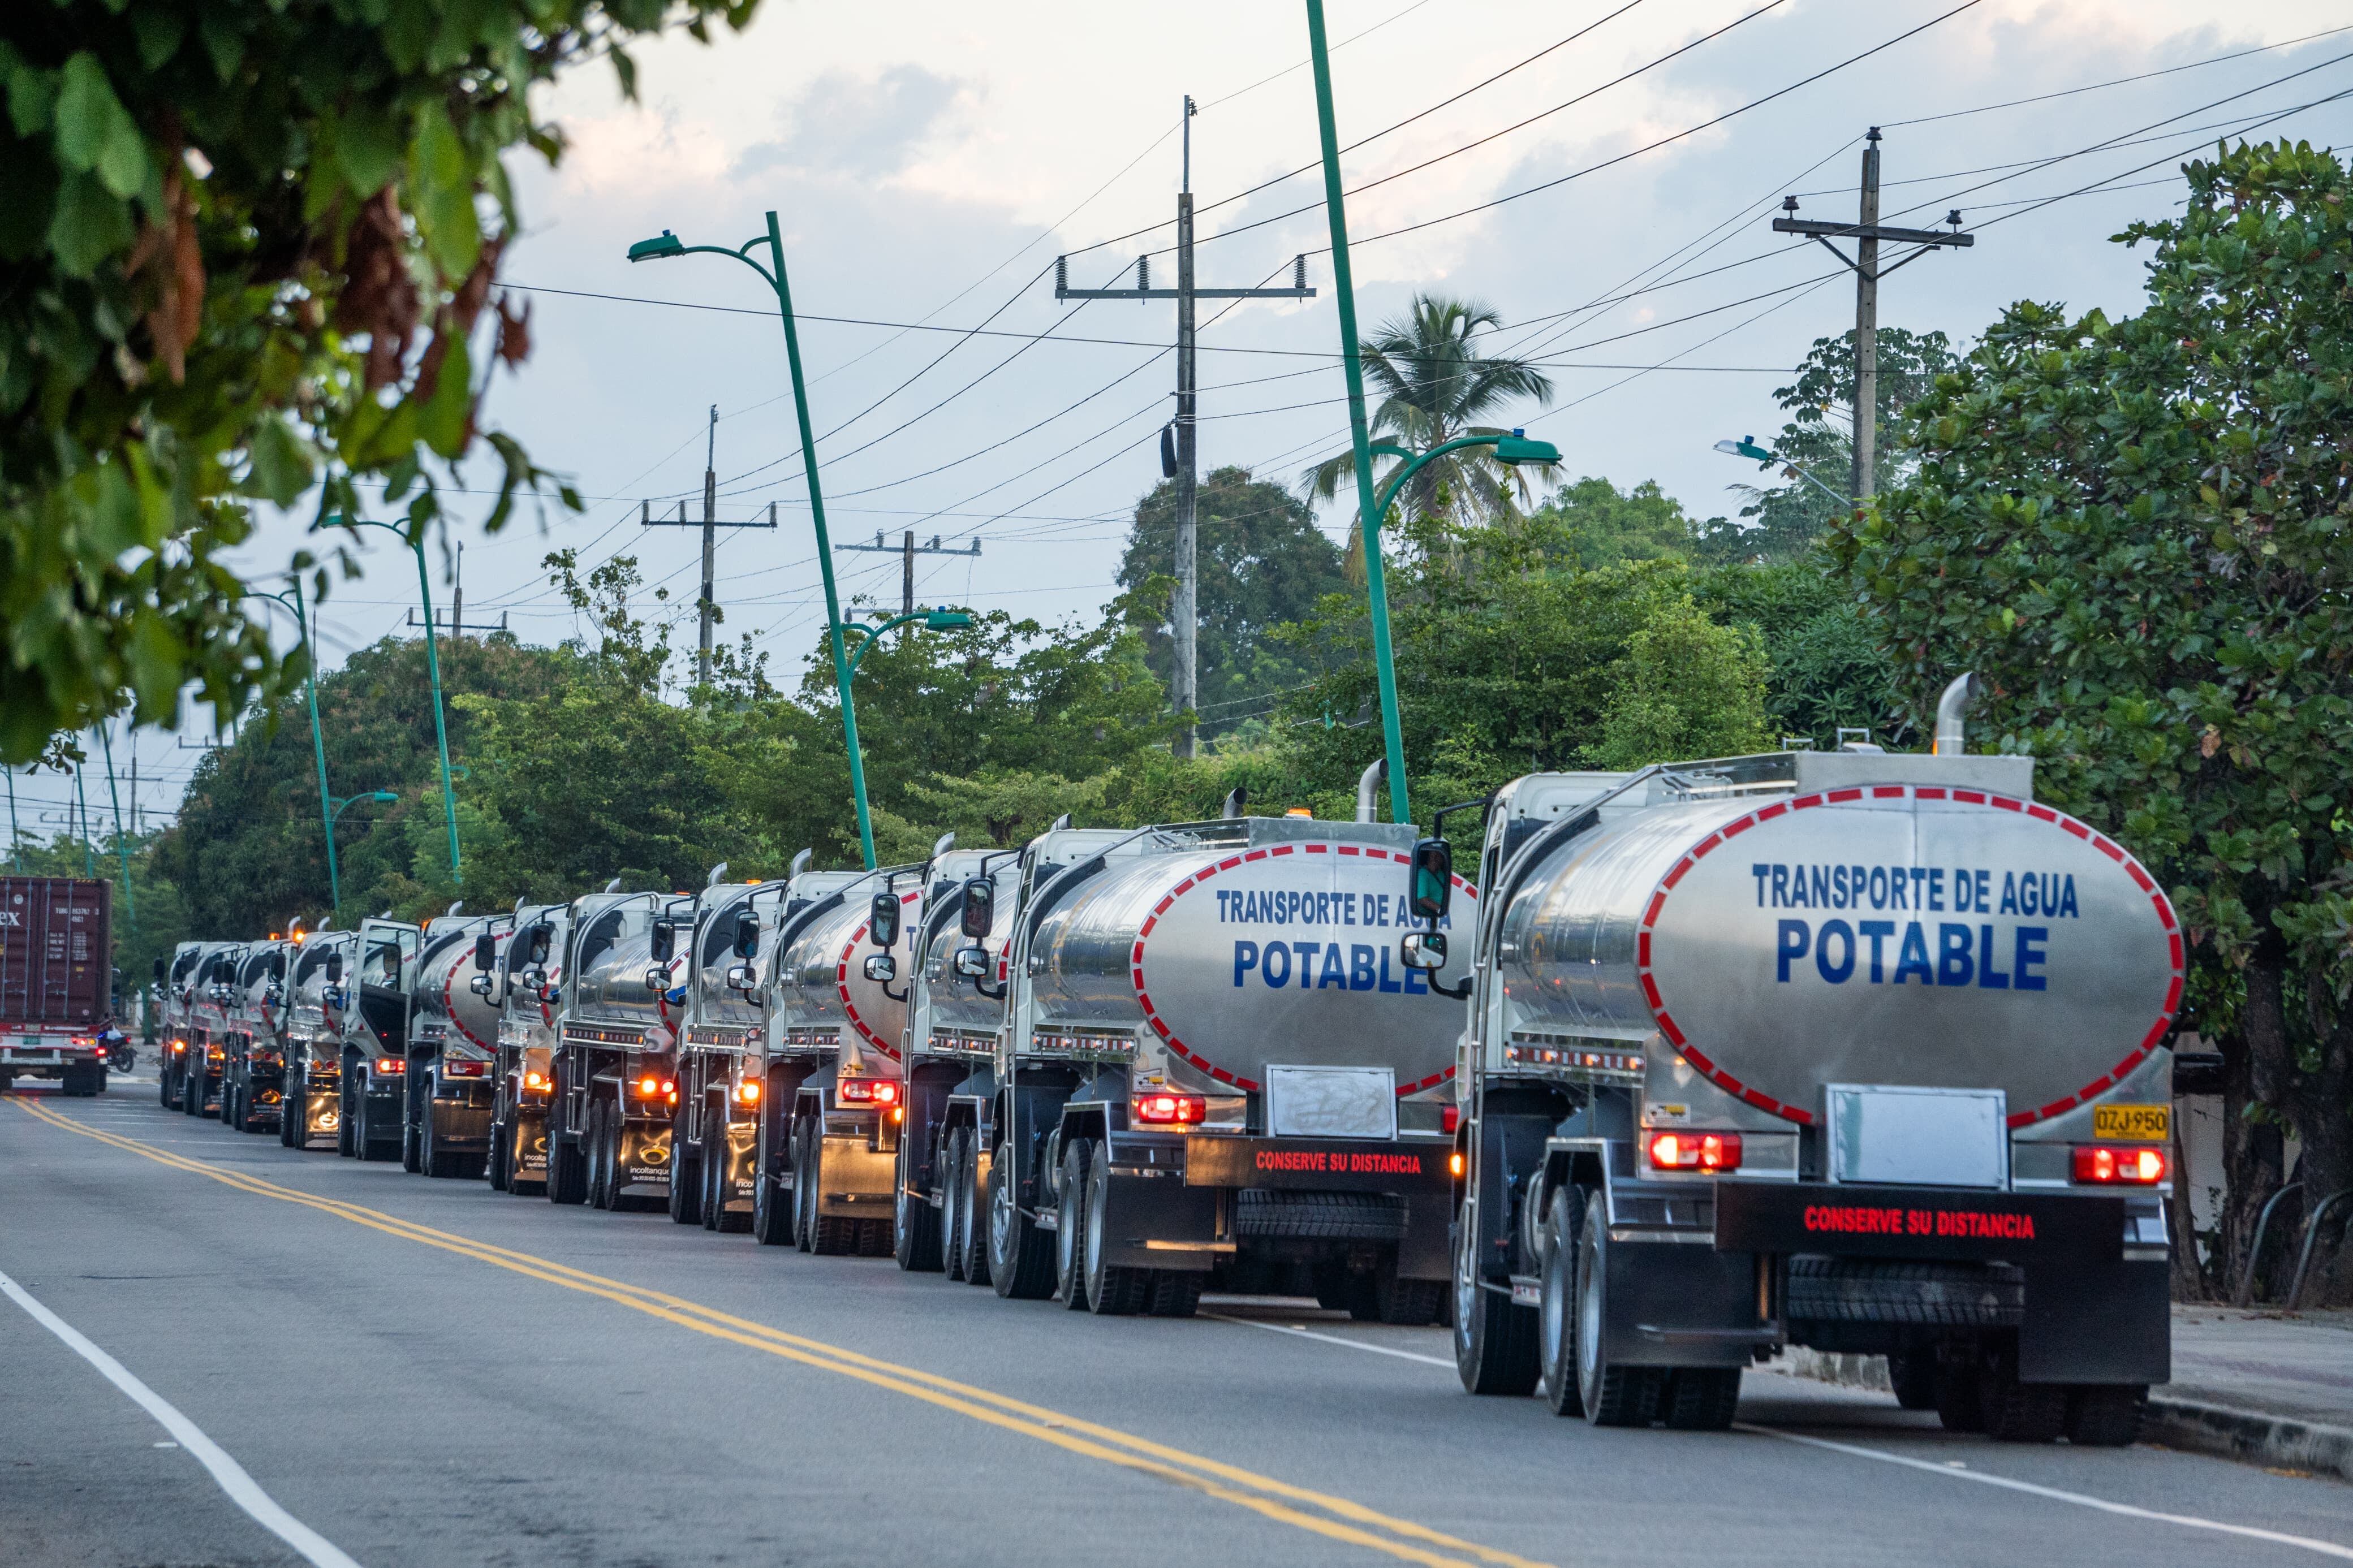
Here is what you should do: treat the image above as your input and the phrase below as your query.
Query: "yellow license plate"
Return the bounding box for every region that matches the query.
[2093,1104,2170,1142]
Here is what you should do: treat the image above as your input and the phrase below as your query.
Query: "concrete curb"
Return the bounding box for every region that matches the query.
[1770,1347,2353,1483]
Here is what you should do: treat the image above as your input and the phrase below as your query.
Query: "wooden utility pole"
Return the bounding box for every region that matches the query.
[838,531,981,627]
[1055,97,1313,757]
[1773,128,1973,500]
[639,405,777,686]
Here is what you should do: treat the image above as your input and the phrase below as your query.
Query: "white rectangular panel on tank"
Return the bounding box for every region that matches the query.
[1826,1084,2007,1188]
[1265,1064,1396,1139]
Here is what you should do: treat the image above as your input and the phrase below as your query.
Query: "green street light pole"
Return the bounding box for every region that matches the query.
[325,516,462,884]
[1304,0,1410,824]
[324,791,400,918]
[243,581,338,913]
[842,607,976,681]
[628,215,884,867]
[97,720,134,934]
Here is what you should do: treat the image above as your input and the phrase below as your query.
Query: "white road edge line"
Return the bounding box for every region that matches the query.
[1214,1306,2353,1562]
[1205,1312,1456,1368]
[1734,1422,2353,1562]
[0,1266,364,1568]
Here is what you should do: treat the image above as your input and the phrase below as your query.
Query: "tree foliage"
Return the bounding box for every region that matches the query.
[1829,141,2353,1298]
[0,0,757,763]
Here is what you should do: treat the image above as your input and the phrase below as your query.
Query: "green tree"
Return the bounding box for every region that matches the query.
[1118,465,1346,736]
[1829,141,2353,1301]
[1701,326,1959,564]
[0,0,757,763]
[1695,562,1908,750]
[1303,293,1558,578]
[1523,475,1713,569]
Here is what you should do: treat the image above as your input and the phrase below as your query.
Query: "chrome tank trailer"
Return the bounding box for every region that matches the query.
[770,871,920,1077]
[1492,753,2180,1128]
[1027,817,1473,1108]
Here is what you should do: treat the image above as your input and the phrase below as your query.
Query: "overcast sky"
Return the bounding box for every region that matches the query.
[23,0,2352,836]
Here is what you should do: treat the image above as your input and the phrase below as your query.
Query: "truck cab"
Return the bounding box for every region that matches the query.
[221,936,298,1133]
[667,873,786,1233]
[1440,718,2177,1442]
[281,930,355,1149]
[181,945,244,1118]
[482,904,570,1195]
[544,888,678,1210]
[339,917,421,1160]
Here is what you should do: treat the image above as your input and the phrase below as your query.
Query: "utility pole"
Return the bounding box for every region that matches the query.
[453,539,464,648]
[1056,97,1314,758]
[838,530,980,623]
[640,406,776,688]
[1774,128,1972,500]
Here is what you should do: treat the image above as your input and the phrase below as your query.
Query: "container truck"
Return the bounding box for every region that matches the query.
[0,875,115,1096]
[479,904,567,1195]
[746,862,923,1255]
[280,930,356,1149]
[1428,677,2180,1442]
[542,885,681,1211]
[219,934,299,1133]
[339,917,421,1160]
[665,870,783,1233]
[182,944,244,1117]
[894,845,1017,1278]
[962,813,1472,1319]
[400,910,503,1178]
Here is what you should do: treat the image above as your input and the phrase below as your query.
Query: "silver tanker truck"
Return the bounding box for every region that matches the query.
[665,869,783,1234]
[541,885,682,1211]
[397,909,505,1179]
[219,934,300,1134]
[893,843,1018,1278]
[747,861,923,1255]
[180,944,244,1118]
[478,904,570,1195]
[1425,677,2180,1442]
[280,928,356,1150]
[339,915,421,1161]
[958,811,1472,1319]
[158,941,226,1111]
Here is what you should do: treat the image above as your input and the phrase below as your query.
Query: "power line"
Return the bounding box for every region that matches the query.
[1883,21,2353,128]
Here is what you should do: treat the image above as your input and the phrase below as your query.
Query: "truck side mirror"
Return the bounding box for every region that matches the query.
[960,876,994,939]
[1400,930,1449,971]
[525,923,553,964]
[325,953,343,983]
[1408,837,1454,922]
[470,974,494,996]
[869,891,900,948]
[650,918,676,962]
[726,962,757,992]
[732,909,760,959]
[954,946,990,979]
[645,964,669,993]
[473,933,496,971]
[863,953,898,983]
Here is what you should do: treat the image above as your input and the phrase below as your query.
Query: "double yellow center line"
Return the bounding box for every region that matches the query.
[12,1098,1548,1568]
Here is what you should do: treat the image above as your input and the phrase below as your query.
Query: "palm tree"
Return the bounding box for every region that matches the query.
[1303,293,1557,581]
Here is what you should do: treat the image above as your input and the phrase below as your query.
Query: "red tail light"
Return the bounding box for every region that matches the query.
[1647,1129,1742,1173]
[1130,1092,1206,1126]
[838,1078,900,1106]
[523,1070,550,1093]
[372,1058,406,1077]
[2073,1146,2166,1185]
[1441,1104,1460,1135]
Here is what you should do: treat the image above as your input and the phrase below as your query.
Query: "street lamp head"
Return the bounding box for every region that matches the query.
[1717,437,1775,466]
[1490,429,1561,466]
[923,607,975,631]
[370,791,399,803]
[627,230,684,262]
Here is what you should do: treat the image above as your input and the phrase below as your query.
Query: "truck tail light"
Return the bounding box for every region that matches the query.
[170,1040,187,1055]
[839,1078,900,1106]
[735,1081,761,1105]
[1441,1104,1460,1135]
[634,1075,675,1099]
[443,1060,486,1078]
[2073,1146,2166,1184]
[1647,1130,1742,1173]
[1130,1092,1205,1126]
[372,1058,406,1077]
[523,1070,550,1093]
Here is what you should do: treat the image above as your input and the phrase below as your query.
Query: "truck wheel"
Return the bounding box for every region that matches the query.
[699,1120,724,1230]
[1083,1149,1148,1315]
[1055,1139,1092,1309]
[1454,1202,1540,1397]
[959,1131,995,1288]
[895,1142,943,1272]
[1145,1269,1204,1318]
[488,1121,511,1190]
[93,1066,108,1095]
[751,1113,791,1244]
[1661,1369,1742,1431]
[668,1106,703,1225]
[1888,1349,1939,1411]
[988,1139,1054,1299]
[791,1118,817,1250]
[426,1137,466,1179]
[1980,1344,2067,1444]
[857,1219,894,1258]
[583,1102,609,1207]
[1372,1263,1443,1327]
[1575,1188,1662,1426]
[2065,1384,2146,1447]
[1539,1190,1585,1417]
[1934,1350,1985,1433]
[279,1095,298,1147]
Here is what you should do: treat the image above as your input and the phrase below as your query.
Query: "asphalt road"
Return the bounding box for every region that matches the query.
[6,1081,2351,1568]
